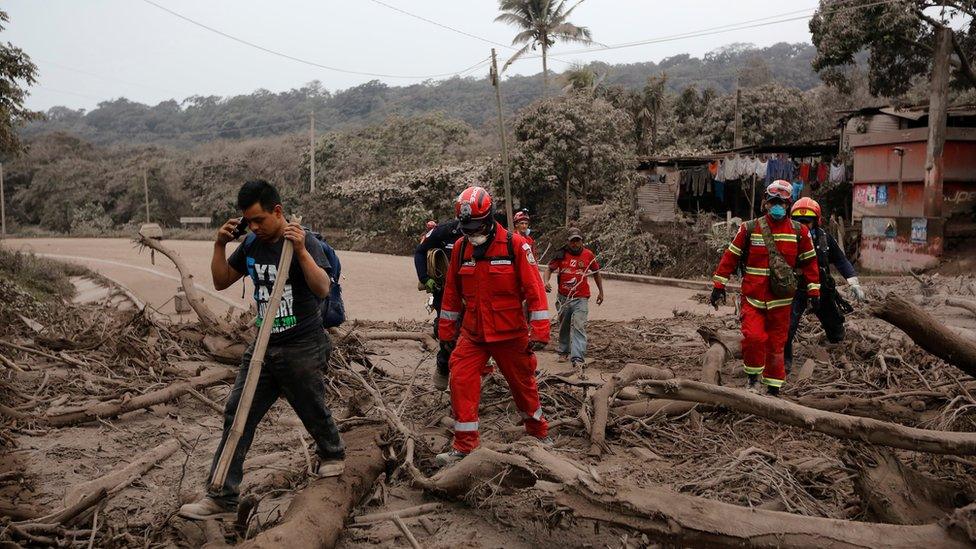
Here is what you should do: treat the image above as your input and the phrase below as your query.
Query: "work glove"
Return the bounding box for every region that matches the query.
[528,340,547,352]
[846,277,866,302]
[709,287,727,310]
[808,296,821,314]
[423,278,439,293]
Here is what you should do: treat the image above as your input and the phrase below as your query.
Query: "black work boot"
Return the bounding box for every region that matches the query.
[766,385,780,397]
[747,374,762,394]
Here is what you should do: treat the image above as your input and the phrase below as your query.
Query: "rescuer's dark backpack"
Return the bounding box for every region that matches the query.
[757,216,800,299]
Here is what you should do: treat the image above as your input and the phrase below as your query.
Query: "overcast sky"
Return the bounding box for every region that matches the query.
[5,0,818,112]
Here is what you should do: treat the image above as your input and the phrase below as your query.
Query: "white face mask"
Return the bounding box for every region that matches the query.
[467,234,489,246]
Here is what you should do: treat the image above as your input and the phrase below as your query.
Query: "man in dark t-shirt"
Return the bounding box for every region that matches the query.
[179,180,345,521]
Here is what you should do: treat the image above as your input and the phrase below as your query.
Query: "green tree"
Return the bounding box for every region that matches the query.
[810,0,976,96]
[560,63,598,93]
[0,10,42,156]
[510,93,633,227]
[495,0,593,95]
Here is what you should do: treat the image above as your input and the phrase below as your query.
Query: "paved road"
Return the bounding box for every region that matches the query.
[4,238,723,322]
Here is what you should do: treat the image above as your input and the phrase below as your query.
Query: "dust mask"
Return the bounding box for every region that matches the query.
[769,204,787,220]
[467,234,489,246]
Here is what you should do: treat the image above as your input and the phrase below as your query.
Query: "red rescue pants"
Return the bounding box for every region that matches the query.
[740,298,791,388]
[449,334,548,453]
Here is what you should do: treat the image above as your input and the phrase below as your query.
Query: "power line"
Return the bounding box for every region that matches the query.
[140,0,490,80]
[34,57,184,96]
[365,0,577,67]
[533,0,899,61]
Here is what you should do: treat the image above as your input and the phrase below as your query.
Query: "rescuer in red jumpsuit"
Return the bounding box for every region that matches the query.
[436,186,551,465]
[710,180,821,396]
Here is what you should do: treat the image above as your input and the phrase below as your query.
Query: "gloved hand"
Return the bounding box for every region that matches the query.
[544,283,552,294]
[808,296,821,313]
[442,339,457,353]
[709,287,727,309]
[528,340,547,352]
[846,277,866,302]
[423,278,439,293]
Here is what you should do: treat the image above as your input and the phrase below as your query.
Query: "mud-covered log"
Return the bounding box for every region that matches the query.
[851,447,972,525]
[556,483,970,549]
[236,427,385,549]
[946,296,976,317]
[425,447,537,497]
[639,379,976,455]
[871,293,976,376]
[3,367,235,427]
[364,331,438,351]
[589,364,674,455]
[64,438,180,506]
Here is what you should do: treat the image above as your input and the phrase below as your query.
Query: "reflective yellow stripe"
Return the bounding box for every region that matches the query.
[728,243,742,256]
[743,365,765,375]
[713,274,729,284]
[772,233,797,242]
[762,377,784,388]
[798,249,816,261]
[745,296,794,310]
[744,267,769,276]
[745,296,767,309]
[807,283,821,291]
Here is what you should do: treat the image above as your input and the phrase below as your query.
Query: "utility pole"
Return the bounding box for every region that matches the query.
[143,167,151,223]
[0,161,6,240]
[309,112,316,193]
[923,26,951,223]
[733,83,743,149]
[490,48,515,232]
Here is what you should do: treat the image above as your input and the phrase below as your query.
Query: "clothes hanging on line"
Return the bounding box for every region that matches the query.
[829,162,846,184]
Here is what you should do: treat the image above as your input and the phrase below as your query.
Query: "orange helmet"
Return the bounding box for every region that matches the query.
[791,197,822,222]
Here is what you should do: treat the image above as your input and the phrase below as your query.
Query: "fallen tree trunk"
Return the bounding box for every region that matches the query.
[639,379,976,455]
[589,364,674,455]
[137,232,233,334]
[850,447,972,525]
[946,296,976,317]
[871,294,976,377]
[64,438,180,507]
[363,331,437,351]
[7,367,235,427]
[236,427,385,549]
[794,395,920,423]
[556,483,970,549]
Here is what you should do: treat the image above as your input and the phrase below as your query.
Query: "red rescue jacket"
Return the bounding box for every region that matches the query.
[438,224,550,344]
[712,214,821,309]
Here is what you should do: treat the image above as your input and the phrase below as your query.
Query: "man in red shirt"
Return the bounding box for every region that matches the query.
[544,228,604,372]
[513,210,536,257]
[710,181,821,396]
[436,186,551,465]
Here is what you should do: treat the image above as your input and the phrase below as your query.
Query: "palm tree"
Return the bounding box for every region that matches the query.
[561,63,597,94]
[495,0,593,95]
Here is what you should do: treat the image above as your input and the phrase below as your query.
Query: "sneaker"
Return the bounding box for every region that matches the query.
[572,358,585,376]
[435,449,468,466]
[557,354,569,363]
[178,497,236,521]
[311,456,345,478]
[432,367,449,391]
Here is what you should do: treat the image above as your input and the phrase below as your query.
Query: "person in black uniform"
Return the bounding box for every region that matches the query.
[415,219,462,389]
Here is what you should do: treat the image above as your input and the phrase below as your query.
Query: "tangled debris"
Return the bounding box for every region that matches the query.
[3,243,976,547]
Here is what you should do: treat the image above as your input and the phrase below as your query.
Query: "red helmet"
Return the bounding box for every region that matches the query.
[791,197,822,222]
[455,186,494,234]
[514,211,530,223]
[765,180,793,203]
